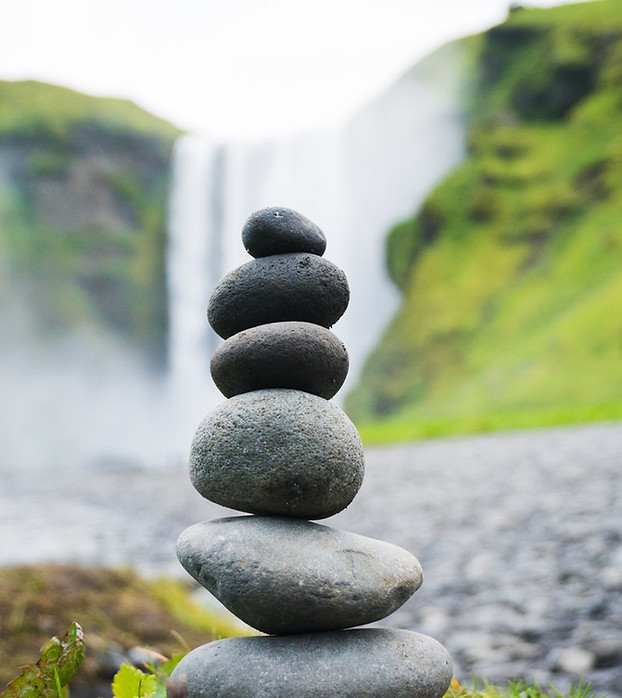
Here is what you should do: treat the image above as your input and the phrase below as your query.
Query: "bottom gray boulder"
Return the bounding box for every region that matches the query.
[168,628,453,698]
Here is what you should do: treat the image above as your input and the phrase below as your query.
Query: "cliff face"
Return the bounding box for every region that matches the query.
[347,0,622,435]
[0,80,180,366]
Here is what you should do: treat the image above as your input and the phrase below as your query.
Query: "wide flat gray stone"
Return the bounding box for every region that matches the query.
[189,389,363,518]
[210,321,349,399]
[207,253,349,339]
[176,516,423,635]
[169,628,453,698]
[241,206,327,257]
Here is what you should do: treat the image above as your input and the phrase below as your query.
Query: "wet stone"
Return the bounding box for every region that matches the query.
[210,321,349,399]
[169,629,453,698]
[189,389,364,519]
[176,517,423,635]
[207,253,349,339]
[241,206,327,257]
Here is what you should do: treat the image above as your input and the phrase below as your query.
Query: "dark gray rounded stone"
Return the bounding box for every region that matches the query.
[241,206,327,257]
[176,516,423,635]
[207,253,349,339]
[169,629,453,698]
[189,389,363,518]
[210,321,349,399]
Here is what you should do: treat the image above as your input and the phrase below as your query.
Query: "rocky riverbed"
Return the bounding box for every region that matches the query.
[1,421,621,696]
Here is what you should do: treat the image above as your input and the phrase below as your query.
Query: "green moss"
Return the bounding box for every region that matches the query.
[347,0,622,435]
[0,79,178,365]
[0,80,181,145]
[26,151,71,177]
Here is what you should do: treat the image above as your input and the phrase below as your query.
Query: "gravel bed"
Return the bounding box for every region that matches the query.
[1,421,621,696]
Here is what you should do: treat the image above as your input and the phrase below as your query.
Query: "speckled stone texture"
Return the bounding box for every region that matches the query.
[176,517,423,634]
[167,206,453,697]
[207,253,349,339]
[210,321,349,399]
[241,206,327,258]
[189,389,364,518]
[168,629,453,698]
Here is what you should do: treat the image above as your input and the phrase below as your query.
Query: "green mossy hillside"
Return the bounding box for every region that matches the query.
[0,81,182,365]
[0,80,180,144]
[347,0,622,440]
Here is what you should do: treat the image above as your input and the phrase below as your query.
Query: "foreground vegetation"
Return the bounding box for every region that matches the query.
[446,678,603,698]
[0,565,243,696]
[348,0,622,443]
[1,622,605,698]
[0,565,608,697]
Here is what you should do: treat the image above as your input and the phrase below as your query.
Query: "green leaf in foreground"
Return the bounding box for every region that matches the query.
[112,664,157,698]
[0,621,85,698]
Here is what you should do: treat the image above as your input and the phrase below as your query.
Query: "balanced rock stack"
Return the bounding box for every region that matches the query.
[169,207,453,698]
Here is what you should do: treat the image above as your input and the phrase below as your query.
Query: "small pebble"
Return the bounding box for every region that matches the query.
[551,647,596,675]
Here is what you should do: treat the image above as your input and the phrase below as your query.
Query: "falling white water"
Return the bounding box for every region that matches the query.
[165,42,467,401]
[166,134,223,442]
[0,42,466,474]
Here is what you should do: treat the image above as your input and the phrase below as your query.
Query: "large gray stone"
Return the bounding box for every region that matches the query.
[210,321,349,399]
[176,516,423,635]
[168,629,453,698]
[189,390,363,518]
[207,253,349,339]
[241,206,327,258]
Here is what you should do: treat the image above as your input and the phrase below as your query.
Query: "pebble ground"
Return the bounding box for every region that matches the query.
[1,421,621,696]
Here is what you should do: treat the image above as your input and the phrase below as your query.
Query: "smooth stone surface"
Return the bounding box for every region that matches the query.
[210,321,349,399]
[189,389,364,518]
[241,206,327,257]
[207,253,349,339]
[169,629,453,698]
[176,516,423,635]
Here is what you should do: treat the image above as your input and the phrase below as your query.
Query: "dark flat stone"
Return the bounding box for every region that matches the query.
[241,206,327,257]
[207,253,349,339]
[176,516,422,635]
[210,321,349,399]
[189,389,363,518]
[169,628,453,698]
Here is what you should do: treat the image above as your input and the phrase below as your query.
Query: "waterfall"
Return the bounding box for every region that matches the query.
[167,135,221,387]
[0,42,466,474]
[166,135,226,446]
[166,41,467,404]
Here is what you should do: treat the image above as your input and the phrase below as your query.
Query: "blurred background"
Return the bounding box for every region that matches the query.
[2,1,622,695]
[2,0,616,472]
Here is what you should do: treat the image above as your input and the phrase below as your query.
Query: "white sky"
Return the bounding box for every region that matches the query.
[1,0,592,140]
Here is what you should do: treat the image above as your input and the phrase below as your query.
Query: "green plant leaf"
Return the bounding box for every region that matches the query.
[156,653,184,679]
[150,653,185,698]
[0,622,85,698]
[112,664,157,698]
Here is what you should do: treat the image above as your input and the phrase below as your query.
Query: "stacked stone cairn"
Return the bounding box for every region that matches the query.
[169,207,453,698]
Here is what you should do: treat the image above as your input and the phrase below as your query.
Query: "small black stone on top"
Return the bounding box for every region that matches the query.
[242,206,327,258]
